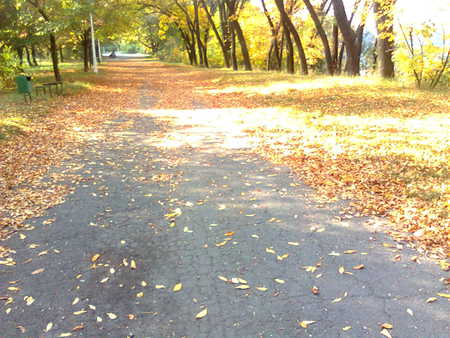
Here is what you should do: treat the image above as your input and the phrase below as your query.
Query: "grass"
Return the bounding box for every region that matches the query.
[0,61,96,140]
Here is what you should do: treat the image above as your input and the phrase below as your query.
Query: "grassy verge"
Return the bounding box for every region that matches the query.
[0,61,95,140]
[198,70,449,259]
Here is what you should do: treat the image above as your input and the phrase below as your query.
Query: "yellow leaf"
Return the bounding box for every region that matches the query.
[266,248,276,254]
[380,328,393,338]
[25,296,35,306]
[352,264,365,270]
[155,285,165,289]
[91,254,101,263]
[288,242,299,246]
[230,278,240,284]
[218,276,228,282]
[381,323,393,329]
[130,260,137,269]
[136,292,144,298]
[173,283,183,292]
[183,226,193,233]
[274,278,285,284]
[106,312,117,319]
[73,310,86,315]
[31,268,45,275]
[277,254,289,261]
[426,297,437,303]
[89,304,96,310]
[235,285,250,289]
[303,266,317,273]
[19,233,26,240]
[251,234,259,239]
[195,308,208,319]
[141,281,148,287]
[72,297,80,305]
[299,320,316,328]
[237,278,247,284]
[406,308,414,316]
[45,322,53,332]
[338,266,345,274]
[215,240,227,247]
[59,333,72,337]
[437,292,450,298]
[224,231,235,236]
[100,277,109,283]
[331,297,342,303]
[96,317,103,322]
[344,250,357,254]
[123,258,128,266]
[256,286,267,291]
[342,326,352,331]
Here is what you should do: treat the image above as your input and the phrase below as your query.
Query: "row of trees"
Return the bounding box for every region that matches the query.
[141,0,449,87]
[0,0,139,86]
[1,0,448,88]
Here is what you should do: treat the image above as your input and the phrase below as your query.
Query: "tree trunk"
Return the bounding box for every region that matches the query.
[230,20,252,71]
[303,0,334,74]
[31,45,39,66]
[284,27,295,74]
[83,31,89,72]
[274,0,308,75]
[200,0,230,67]
[17,47,24,65]
[261,0,281,71]
[332,0,360,75]
[231,24,238,70]
[374,0,395,78]
[49,33,62,81]
[25,47,33,67]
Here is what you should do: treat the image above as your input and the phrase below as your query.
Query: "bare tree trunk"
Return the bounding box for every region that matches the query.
[303,0,334,74]
[284,26,295,74]
[230,26,238,70]
[16,47,24,65]
[274,0,308,74]
[49,33,61,81]
[83,31,89,72]
[25,47,33,67]
[31,45,39,66]
[374,0,395,78]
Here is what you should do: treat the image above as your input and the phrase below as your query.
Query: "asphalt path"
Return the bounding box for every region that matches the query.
[0,61,448,338]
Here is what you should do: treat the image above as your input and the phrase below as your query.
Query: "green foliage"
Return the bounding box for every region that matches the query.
[0,46,22,88]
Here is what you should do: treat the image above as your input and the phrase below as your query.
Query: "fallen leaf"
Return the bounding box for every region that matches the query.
[128,314,136,320]
[155,285,165,289]
[100,277,109,283]
[106,312,117,319]
[299,320,316,328]
[136,292,144,298]
[91,254,101,262]
[44,322,53,332]
[130,260,136,269]
[96,317,103,322]
[331,297,342,303]
[266,247,276,254]
[288,242,299,246]
[311,286,320,295]
[59,333,72,337]
[303,266,317,273]
[25,296,35,306]
[256,286,267,291]
[251,234,259,239]
[71,324,84,332]
[195,308,207,319]
[381,323,393,329]
[426,297,437,303]
[218,276,228,282]
[380,328,393,338]
[183,226,193,233]
[437,293,450,299]
[342,326,352,331]
[277,254,289,261]
[344,250,357,254]
[89,304,96,310]
[141,281,148,287]
[235,285,250,289]
[73,310,86,315]
[31,268,45,275]
[274,278,285,284]
[237,278,247,284]
[19,233,26,240]
[338,266,345,274]
[406,308,414,316]
[72,297,80,305]
[173,283,183,292]
[224,231,235,236]
[352,264,365,270]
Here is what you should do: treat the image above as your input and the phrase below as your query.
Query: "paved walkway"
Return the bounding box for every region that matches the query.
[0,62,449,338]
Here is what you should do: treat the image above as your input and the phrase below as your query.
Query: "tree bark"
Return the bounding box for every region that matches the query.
[16,47,24,65]
[31,45,39,66]
[83,31,89,72]
[303,0,334,74]
[49,33,61,81]
[261,0,281,71]
[25,47,33,67]
[274,0,308,75]
[374,0,395,78]
[283,26,295,74]
[332,0,360,75]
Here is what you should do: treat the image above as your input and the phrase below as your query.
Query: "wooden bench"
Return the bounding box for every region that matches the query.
[42,81,63,97]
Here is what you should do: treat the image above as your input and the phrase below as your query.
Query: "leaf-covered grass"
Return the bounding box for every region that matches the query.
[0,62,95,140]
[197,71,449,257]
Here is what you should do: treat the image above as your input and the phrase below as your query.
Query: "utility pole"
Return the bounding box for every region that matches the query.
[89,12,98,73]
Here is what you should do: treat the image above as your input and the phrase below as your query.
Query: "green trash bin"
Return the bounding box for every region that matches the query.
[15,75,32,103]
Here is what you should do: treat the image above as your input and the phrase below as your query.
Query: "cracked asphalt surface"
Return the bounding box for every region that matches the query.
[0,61,449,338]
